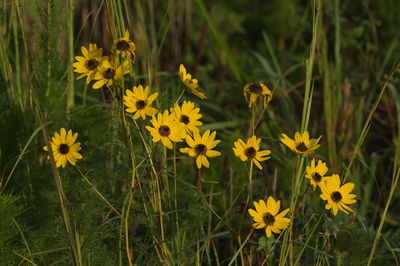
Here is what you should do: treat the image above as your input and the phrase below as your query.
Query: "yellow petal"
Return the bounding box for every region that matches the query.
[196,156,202,169]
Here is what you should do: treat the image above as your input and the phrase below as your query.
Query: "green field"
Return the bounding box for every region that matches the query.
[1,0,400,265]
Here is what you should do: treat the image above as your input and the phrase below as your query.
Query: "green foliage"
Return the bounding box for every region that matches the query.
[0,194,24,265]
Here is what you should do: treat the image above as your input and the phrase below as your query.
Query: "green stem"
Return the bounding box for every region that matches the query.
[367,163,400,266]
[12,1,22,110]
[163,145,171,210]
[196,168,202,192]
[174,88,185,105]
[248,161,254,202]
[294,211,326,265]
[66,0,74,112]
[76,166,121,216]
[118,67,137,265]
[280,156,305,266]
[173,144,179,229]
[251,105,255,135]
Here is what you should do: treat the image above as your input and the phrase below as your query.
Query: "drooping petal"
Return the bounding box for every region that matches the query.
[265,226,272,238]
[196,156,202,169]
[201,156,210,168]
[161,137,173,149]
[253,159,262,170]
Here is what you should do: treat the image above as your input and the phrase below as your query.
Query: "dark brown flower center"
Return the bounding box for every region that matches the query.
[104,68,116,79]
[194,144,207,155]
[135,100,147,110]
[244,147,256,159]
[180,115,190,125]
[312,172,322,182]
[58,144,70,155]
[249,83,263,94]
[116,40,130,51]
[296,142,308,152]
[85,59,99,70]
[158,125,170,137]
[263,212,275,226]
[331,191,342,203]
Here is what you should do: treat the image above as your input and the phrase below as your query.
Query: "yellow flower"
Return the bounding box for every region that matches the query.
[248,196,290,238]
[233,136,271,170]
[171,101,202,133]
[179,64,207,99]
[320,174,357,215]
[92,60,129,89]
[243,82,272,108]
[280,131,322,155]
[43,128,83,168]
[145,110,186,149]
[124,85,158,120]
[180,130,221,169]
[73,43,106,84]
[112,30,136,60]
[305,159,328,190]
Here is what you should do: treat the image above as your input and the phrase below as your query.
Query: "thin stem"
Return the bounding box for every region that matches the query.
[173,143,179,229]
[131,119,167,254]
[251,105,255,135]
[163,145,171,202]
[66,0,74,112]
[35,106,81,266]
[227,229,254,266]
[367,164,400,266]
[76,166,121,217]
[174,88,185,105]
[294,211,326,265]
[196,168,202,192]
[279,156,305,266]
[248,105,255,201]
[248,161,254,202]
[118,67,137,265]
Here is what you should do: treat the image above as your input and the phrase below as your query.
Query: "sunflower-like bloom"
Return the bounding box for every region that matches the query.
[280,131,322,155]
[92,60,129,89]
[180,130,221,169]
[43,128,83,168]
[179,64,207,99]
[305,159,328,190]
[73,44,107,84]
[124,85,158,120]
[112,30,136,60]
[320,175,357,216]
[233,136,271,170]
[146,110,186,149]
[248,196,290,238]
[243,82,272,108]
[172,101,202,133]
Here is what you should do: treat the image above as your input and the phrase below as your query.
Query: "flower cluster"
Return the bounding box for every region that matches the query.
[48,31,222,169]
[238,82,290,239]
[280,131,357,216]
[138,65,221,168]
[72,30,134,90]
[43,30,358,245]
[242,86,357,238]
